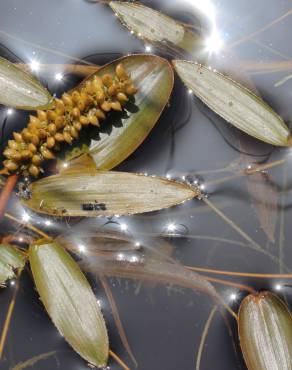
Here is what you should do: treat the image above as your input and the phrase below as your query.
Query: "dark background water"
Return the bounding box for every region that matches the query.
[1,0,292,369]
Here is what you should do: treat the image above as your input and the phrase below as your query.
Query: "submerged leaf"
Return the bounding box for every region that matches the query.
[81,250,236,318]
[29,240,109,367]
[57,231,142,254]
[238,291,292,370]
[0,57,53,110]
[22,167,198,217]
[173,60,291,146]
[109,2,209,58]
[0,244,25,286]
[67,54,174,170]
[247,172,278,243]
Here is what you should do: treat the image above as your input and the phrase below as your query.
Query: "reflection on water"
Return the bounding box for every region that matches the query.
[1,0,292,369]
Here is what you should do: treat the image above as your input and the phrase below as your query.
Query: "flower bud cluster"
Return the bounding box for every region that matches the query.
[3,63,137,177]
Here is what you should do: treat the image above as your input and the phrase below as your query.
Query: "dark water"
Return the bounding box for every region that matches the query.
[0,0,292,369]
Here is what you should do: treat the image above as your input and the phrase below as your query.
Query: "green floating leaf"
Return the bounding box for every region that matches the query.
[22,167,198,217]
[67,54,174,170]
[0,244,25,286]
[109,2,209,58]
[238,291,292,370]
[29,240,108,367]
[0,57,53,110]
[173,60,291,146]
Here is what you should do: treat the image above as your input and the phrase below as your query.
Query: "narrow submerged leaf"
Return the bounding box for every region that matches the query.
[0,57,53,110]
[173,60,291,146]
[57,231,142,254]
[238,291,292,370]
[247,172,278,243]
[0,244,25,286]
[29,240,109,367]
[81,251,236,318]
[109,2,209,58]
[67,54,174,170]
[22,167,198,217]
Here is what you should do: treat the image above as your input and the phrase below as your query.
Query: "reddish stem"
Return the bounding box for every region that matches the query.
[0,174,19,221]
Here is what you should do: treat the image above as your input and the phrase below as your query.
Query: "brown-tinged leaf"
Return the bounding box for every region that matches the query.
[66,54,174,170]
[22,167,198,217]
[247,172,278,243]
[29,240,109,367]
[238,291,292,370]
[81,251,236,318]
[109,2,210,58]
[57,229,142,254]
[0,244,25,286]
[0,57,53,110]
[173,60,291,146]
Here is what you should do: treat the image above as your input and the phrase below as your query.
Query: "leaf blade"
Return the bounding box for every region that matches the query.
[0,57,53,110]
[173,60,291,146]
[29,240,109,367]
[109,2,209,58]
[66,54,174,170]
[0,244,25,286]
[22,168,197,217]
[238,292,292,370]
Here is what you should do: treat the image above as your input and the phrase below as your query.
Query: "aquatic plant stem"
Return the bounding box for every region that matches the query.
[195,305,218,370]
[278,162,288,274]
[4,212,50,239]
[0,269,22,359]
[203,275,255,295]
[0,30,95,66]
[109,349,131,370]
[205,158,287,188]
[99,276,138,367]
[187,266,292,279]
[0,174,18,220]
[229,9,292,49]
[11,351,57,370]
[202,197,265,254]
[241,60,292,73]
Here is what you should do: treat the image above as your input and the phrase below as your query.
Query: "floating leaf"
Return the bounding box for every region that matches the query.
[109,2,210,58]
[0,244,25,286]
[22,167,198,217]
[0,57,53,110]
[238,291,292,370]
[66,54,174,170]
[173,60,291,146]
[29,240,108,367]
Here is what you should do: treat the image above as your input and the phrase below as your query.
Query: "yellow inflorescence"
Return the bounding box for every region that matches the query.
[3,63,138,177]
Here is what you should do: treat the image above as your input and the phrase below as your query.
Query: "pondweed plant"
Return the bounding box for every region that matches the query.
[0,2,292,370]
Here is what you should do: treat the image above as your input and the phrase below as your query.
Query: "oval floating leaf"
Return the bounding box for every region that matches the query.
[22,167,198,217]
[109,2,209,58]
[0,57,53,110]
[29,240,109,367]
[67,54,174,170]
[238,291,292,370]
[0,244,25,286]
[173,60,291,146]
